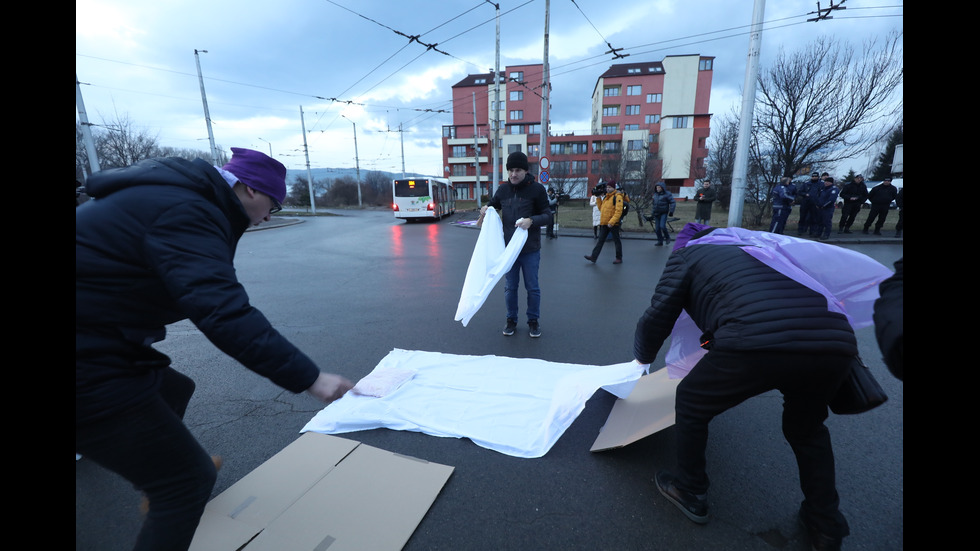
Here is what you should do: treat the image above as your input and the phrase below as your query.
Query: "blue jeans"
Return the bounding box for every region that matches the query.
[504,249,541,322]
[652,213,670,243]
[76,367,218,551]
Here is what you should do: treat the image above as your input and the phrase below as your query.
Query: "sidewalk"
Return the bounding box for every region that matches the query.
[450,212,903,246]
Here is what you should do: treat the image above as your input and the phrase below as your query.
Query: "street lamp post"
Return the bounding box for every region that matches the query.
[341,115,363,207]
[258,137,272,157]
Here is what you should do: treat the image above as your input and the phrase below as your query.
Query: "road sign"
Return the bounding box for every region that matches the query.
[539,171,550,184]
[540,156,550,170]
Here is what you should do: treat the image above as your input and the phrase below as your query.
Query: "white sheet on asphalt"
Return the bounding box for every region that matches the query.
[302,349,646,458]
[454,208,528,327]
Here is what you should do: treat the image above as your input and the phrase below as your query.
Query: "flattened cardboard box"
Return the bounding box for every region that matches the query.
[189,431,454,551]
[591,367,681,452]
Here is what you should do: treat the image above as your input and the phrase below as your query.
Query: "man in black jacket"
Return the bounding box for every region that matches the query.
[862,177,898,235]
[633,226,855,551]
[837,174,869,234]
[479,151,552,337]
[76,148,353,551]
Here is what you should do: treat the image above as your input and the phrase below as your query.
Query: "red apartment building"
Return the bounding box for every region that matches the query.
[442,55,713,200]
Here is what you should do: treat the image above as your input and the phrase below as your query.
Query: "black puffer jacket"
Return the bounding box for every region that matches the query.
[634,243,857,363]
[76,157,319,424]
[487,173,552,253]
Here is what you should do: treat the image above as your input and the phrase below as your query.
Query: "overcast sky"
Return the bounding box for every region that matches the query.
[76,0,903,177]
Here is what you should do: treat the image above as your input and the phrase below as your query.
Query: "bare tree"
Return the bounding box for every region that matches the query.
[754,31,903,180]
[94,112,160,169]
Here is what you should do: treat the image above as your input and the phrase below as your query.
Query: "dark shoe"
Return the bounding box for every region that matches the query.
[655,242,663,246]
[665,237,672,243]
[799,508,842,551]
[502,319,517,336]
[584,255,596,263]
[843,229,852,234]
[528,320,541,338]
[873,230,882,235]
[613,258,622,264]
[862,228,869,234]
[655,471,708,524]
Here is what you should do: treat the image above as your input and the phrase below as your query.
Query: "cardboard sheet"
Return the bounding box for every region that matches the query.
[590,367,681,452]
[189,432,453,551]
[303,349,645,458]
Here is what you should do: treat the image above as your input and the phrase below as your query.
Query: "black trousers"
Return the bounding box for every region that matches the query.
[672,350,851,538]
[590,224,622,260]
[838,202,862,230]
[76,367,217,551]
[864,205,890,231]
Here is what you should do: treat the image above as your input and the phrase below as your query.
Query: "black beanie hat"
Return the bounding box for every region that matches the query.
[506,151,529,171]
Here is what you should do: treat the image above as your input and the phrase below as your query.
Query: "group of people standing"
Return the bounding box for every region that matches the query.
[770,171,902,239]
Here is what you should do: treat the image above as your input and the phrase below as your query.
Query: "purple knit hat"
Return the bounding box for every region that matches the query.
[222,147,287,204]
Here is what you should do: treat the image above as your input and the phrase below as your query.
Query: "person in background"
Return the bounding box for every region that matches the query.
[797,171,822,237]
[769,177,797,234]
[893,187,903,238]
[76,147,354,551]
[814,176,840,240]
[837,174,869,234]
[479,151,552,338]
[648,183,676,246]
[862,176,898,235]
[546,187,558,239]
[634,225,856,551]
[584,181,625,264]
[694,179,717,224]
[590,184,603,238]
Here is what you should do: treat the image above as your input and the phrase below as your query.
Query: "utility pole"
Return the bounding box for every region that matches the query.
[727,0,766,228]
[539,0,551,161]
[300,106,317,214]
[342,115,362,207]
[399,123,406,179]
[75,74,101,177]
[194,49,219,165]
[488,0,501,196]
[472,92,482,208]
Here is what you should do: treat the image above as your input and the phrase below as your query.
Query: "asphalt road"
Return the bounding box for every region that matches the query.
[76,209,903,551]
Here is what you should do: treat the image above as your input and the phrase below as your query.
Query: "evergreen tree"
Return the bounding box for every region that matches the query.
[870,125,903,180]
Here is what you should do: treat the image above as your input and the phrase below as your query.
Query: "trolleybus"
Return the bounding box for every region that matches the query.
[392,177,456,222]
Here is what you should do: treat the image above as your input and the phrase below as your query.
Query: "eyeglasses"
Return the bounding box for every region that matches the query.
[269,196,282,215]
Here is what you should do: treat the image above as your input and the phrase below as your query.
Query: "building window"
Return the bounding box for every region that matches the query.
[602,141,621,152]
[626,105,640,115]
[646,93,662,103]
[550,143,564,156]
[627,139,644,151]
[591,159,601,172]
[627,85,642,96]
[510,110,524,120]
[602,106,620,116]
[508,144,522,154]
[602,125,618,135]
[527,144,539,157]
[474,78,486,84]
[452,145,467,158]
[571,160,587,174]
[649,133,659,144]
[626,160,642,172]
[528,124,540,135]
[451,165,468,176]
[699,59,713,71]
[510,91,523,101]
[552,161,569,174]
[509,71,523,81]
[673,116,689,129]
[645,114,660,124]
[603,86,621,97]
[443,126,456,138]
[570,142,588,154]
[508,125,524,134]
[624,124,639,131]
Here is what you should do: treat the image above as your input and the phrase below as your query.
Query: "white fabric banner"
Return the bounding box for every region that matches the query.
[302,349,646,458]
[454,208,528,326]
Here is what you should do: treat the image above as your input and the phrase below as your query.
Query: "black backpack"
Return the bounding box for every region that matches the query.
[617,193,630,223]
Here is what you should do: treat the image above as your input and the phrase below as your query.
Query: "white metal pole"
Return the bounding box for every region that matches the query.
[194,50,219,165]
[75,74,101,176]
[539,0,550,159]
[300,106,317,215]
[727,0,766,228]
[473,92,482,208]
[493,1,501,197]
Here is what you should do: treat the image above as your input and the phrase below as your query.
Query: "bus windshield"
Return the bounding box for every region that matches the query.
[395,180,430,197]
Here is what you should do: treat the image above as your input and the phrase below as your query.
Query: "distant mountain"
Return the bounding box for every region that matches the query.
[286,168,430,183]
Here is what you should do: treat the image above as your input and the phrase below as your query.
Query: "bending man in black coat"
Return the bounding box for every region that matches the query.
[76,148,353,551]
[633,225,856,551]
